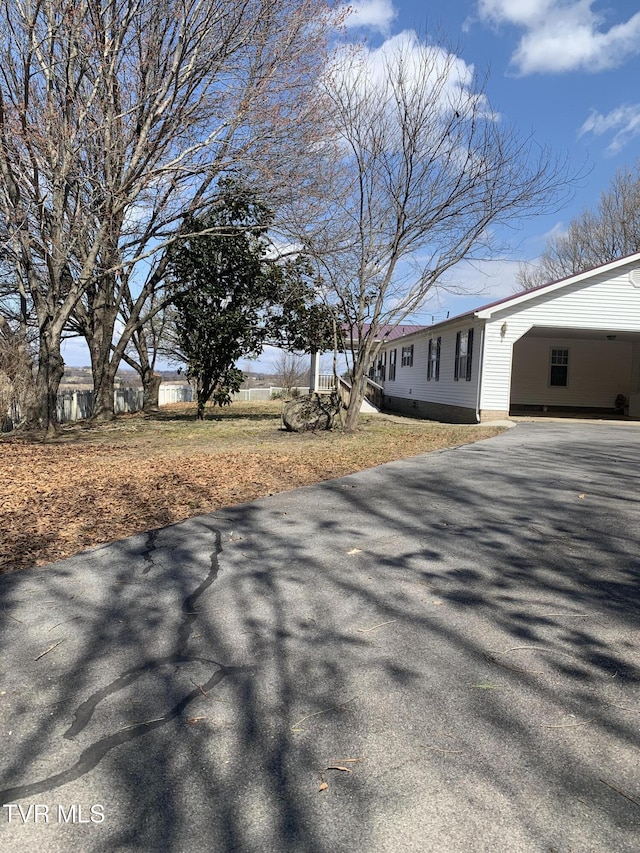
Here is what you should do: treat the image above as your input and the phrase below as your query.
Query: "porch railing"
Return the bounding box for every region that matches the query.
[327,376,384,410]
[364,378,384,410]
[316,373,337,392]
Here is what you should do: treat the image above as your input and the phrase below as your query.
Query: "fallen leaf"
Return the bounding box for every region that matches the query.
[0,404,503,574]
[325,765,352,773]
[578,494,585,499]
[347,548,362,555]
[318,782,329,792]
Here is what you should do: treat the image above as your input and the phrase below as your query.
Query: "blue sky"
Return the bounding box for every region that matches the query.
[262,0,640,369]
[342,0,640,323]
[63,0,640,369]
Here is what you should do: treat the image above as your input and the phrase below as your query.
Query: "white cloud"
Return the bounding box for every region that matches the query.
[440,258,524,301]
[332,30,488,118]
[477,0,640,74]
[404,259,526,326]
[362,31,470,86]
[579,103,640,154]
[479,0,554,28]
[343,0,397,33]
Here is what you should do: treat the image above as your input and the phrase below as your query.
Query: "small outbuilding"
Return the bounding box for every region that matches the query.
[373,252,640,422]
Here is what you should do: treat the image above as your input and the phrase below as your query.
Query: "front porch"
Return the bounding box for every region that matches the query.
[313,371,384,413]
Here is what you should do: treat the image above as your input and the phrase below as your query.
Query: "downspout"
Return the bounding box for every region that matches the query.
[475,321,485,423]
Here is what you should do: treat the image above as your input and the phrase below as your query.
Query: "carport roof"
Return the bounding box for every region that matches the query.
[522,325,640,341]
[373,251,640,346]
[474,250,640,319]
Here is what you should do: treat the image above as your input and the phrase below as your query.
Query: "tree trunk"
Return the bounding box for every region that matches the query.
[24,330,65,433]
[143,371,162,414]
[0,318,38,426]
[133,327,161,415]
[90,360,118,421]
[194,377,209,420]
[343,360,368,432]
[15,360,38,428]
[87,310,120,421]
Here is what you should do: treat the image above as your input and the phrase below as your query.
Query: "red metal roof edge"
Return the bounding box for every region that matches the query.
[343,323,429,342]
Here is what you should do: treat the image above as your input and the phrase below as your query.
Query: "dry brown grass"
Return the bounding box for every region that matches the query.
[0,401,502,573]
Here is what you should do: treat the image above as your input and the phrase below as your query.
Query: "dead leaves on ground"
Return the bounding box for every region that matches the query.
[0,409,501,573]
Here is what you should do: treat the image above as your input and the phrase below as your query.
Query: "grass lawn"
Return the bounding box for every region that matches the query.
[0,401,503,573]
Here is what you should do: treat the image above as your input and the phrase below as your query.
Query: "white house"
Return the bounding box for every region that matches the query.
[373,252,640,423]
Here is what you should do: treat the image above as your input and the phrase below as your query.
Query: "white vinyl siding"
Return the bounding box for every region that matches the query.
[373,258,640,418]
[379,323,481,409]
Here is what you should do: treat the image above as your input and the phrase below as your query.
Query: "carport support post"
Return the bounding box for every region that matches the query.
[630,342,640,417]
[309,350,320,393]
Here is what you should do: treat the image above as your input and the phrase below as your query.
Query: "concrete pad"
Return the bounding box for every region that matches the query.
[1,422,639,852]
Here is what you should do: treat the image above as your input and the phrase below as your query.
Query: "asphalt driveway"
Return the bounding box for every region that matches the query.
[1,422,639,852]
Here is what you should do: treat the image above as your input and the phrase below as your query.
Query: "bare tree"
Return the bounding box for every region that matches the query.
[0,0,342,430]
[0,312,35,426]
[118,287,168,414]
[269,350,309,395]
[288,33,575,430]
[0,244,37,424]
[517,160,640,290]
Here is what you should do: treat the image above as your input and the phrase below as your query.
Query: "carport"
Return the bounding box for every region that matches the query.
[374,252,640,423]
[509,326,640,416]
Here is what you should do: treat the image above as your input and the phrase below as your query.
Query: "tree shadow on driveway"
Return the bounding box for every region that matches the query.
[0,422,638,852]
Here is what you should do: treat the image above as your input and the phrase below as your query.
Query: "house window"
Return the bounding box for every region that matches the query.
[401,344,414,367]
[454,329,474,381]
[388,348,397,381]
[376,351,386,382]
[549,348,569,386]
[427,337,441,381]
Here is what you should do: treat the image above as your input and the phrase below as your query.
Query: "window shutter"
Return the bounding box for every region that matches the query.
[436,337,441,381]
[454,332,460,380]
[466,328,474,381]
[427,339,432,379]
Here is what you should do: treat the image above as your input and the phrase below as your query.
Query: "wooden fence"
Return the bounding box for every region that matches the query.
[1,383,195,428]
[55,388,145,423]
